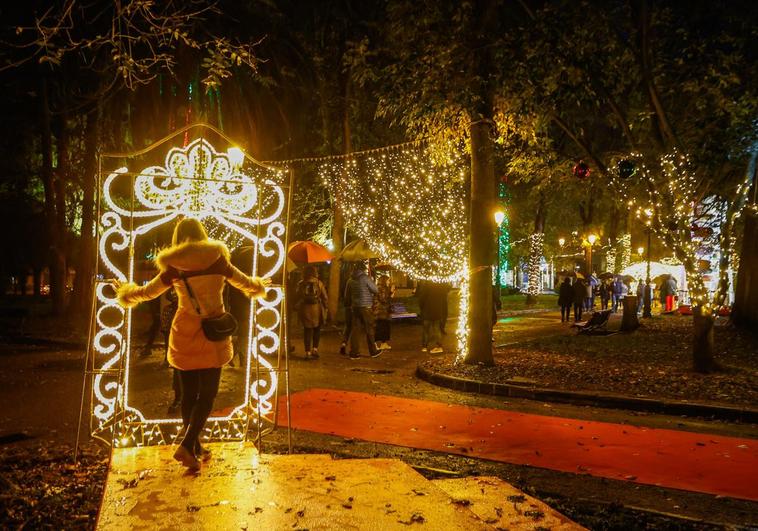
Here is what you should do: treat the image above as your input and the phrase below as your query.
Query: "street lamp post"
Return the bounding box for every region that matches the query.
[494,210,505,298]
[643,228,652,318]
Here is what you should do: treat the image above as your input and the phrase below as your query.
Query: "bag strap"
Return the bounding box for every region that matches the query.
[179,272,203,316]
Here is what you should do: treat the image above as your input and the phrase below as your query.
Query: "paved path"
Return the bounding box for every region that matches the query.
[280,388,758,501]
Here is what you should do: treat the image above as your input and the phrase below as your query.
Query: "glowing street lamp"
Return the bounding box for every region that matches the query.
[637,246,645,256]
[558,237,566,248]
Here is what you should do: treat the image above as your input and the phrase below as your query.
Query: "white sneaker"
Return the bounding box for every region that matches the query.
[430,347,443,354]
[421,347,428,352]
[380,342,392,350]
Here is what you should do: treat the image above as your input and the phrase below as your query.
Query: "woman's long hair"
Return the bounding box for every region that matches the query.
[303,265,317,280]
[172,218,208,245]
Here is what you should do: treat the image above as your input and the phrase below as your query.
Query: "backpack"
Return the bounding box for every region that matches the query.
[302,281,319,304]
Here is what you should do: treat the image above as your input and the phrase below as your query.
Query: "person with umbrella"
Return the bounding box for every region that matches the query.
[611,276,624,313]
[598,272,615,309]
[295,265,328,360]
[636,277,647,314]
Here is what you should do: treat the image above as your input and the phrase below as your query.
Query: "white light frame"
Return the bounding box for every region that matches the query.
[85,124,292,448]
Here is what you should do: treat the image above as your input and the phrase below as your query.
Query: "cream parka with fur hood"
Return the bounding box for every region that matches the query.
[116,240,267,370]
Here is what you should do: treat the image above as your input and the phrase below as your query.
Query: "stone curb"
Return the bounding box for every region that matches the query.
[416,365,758,424]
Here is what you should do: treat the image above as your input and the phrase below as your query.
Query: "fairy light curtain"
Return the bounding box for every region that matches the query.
[317,144,471,356]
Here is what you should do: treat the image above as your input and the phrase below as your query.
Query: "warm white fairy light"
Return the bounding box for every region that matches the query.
[611,150,754,316]
[92,136,288,447]
[526,233,543,296]
[618,233,632,272]
[318,144,471,359]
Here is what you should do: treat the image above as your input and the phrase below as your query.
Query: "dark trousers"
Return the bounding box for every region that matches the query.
[304,326,321,351]
[178,367,221,452]
[561,305,571,322]
[422,319,442,347]
[573,303,583,322]
[350,307,378,356]
[601,297,609,310]
[375,319,391,342]
[342,307,353,344]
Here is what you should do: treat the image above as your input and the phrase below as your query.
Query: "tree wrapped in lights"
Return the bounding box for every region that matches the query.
[319,144,470,357]
[613,150,754,372]
[526,233,544,300]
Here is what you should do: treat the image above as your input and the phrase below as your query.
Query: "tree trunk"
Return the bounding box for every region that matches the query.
[465,119,496,365]
[692,307,718,373]
[71,106,101,323]
[52,107,70,315]
[327,74,350,324]
[40,78,67,315]
[732,167,758,329]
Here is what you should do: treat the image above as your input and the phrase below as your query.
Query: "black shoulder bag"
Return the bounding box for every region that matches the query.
[180,273,238,342]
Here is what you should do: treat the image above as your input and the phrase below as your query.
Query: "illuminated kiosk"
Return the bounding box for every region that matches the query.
[80,123,292,450]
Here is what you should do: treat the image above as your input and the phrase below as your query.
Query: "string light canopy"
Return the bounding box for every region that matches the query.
[88,124,290,448]
[317,142,471,358]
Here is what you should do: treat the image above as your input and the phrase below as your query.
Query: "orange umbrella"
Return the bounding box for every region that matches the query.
[288,240,334,264]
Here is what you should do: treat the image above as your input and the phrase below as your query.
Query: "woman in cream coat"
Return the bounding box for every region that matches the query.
[116,218,269,470]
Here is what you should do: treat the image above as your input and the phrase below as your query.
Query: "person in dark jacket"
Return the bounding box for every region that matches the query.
[573,278,586,322]
[663,276,678,312]
[558,277,573,322]
[636,278,646,314]
[348,262,379,359]
[416,280,449,353]
[599,279,610,310]
[611,277,624,313]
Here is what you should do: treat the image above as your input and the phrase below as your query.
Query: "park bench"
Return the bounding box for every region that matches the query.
[572,309,613,335]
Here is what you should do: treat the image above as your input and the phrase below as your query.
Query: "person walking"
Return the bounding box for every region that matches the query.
[636,278,646,314]
[664,275,678,312]
[611,276,624,313]
[348,262,379,359]
[558,277,573,323]
[115,218,269,470]
[296,265,328,360]
[374,274,394,350]
[599,279,610,310]
[573,277,586,322]
[417,281,449,353]
[587,272,598,311]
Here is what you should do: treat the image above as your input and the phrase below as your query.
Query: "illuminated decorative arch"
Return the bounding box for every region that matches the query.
[85,124,292,448]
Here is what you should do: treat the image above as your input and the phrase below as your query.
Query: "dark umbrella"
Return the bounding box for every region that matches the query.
[598,272,614,280]
[558,270,578,278]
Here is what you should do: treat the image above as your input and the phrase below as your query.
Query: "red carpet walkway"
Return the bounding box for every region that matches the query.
[279,388,758,501]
